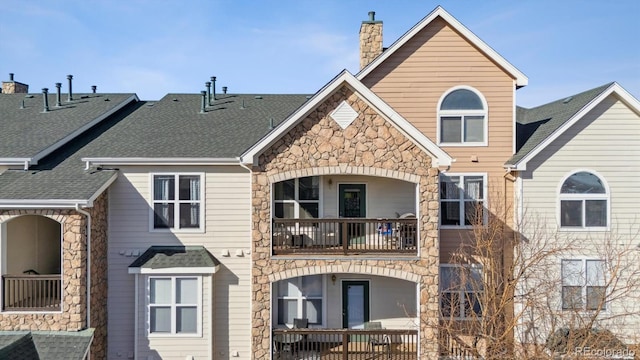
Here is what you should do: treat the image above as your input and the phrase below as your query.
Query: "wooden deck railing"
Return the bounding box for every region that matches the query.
[273,218,418,256]
[272,328,418,359]
[2,275,62,311]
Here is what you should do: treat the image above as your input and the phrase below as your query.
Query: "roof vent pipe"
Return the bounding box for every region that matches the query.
[205,81,211,106]
[269,118,274,130]
[368,11,375,21]
[55,83,62,107]
[42,88,50,112]
[211,76,216,101]
[200,91,206,113]
[91,85,97,94]
[9,73,14,81]
[67,75,73,102]
[222,86,227,94]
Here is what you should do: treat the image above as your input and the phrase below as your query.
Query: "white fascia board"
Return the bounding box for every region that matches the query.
[128,265,219,274]
[82,157,240,169]
[0,199,91,209]
[356,6,528,87]
[31,94,139,165]
[0,158,32,170]
[513,83,639,171]
[241,70,453,167]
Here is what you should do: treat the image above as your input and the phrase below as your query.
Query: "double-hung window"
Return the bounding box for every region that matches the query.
[440,174,486,227]
[561,259,606,310]
[149,276,201,335]
[152,174,203,230]
[273,177,320,219]
[438,87,487,145]
[276,275,324,326]
[440,265,483,319]
[559,171,608,229]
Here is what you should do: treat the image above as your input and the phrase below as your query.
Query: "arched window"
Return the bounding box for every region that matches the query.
[438,87,487,145]
[559,171,608,228]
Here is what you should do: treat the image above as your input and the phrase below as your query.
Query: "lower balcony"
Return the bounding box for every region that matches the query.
[272,328,418,360]
[273,217,417,256]
[2,274,62,311]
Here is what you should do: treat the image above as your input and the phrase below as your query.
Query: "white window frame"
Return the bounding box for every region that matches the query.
[561,259,607,311]
[439,264,483,320]
[439,173,487,228]
[274,275,326,327]
[149,173,205,233]
[272,176,321,219]
[557,170,610,231]
[436,86,489,146]
[147,275,203,337]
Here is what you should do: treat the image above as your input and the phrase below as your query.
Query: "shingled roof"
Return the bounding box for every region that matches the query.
[507,83,614,167]
[0,329,94,360]
[129,246,220,273]
[83,93,309,159]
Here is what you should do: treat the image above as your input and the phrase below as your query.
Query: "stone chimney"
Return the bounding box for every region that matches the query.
[359,11,383,70]
[1,73,29,94]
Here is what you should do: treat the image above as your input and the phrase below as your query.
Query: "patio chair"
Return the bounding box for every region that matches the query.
[293,318,309,352]
[365,321,391,359]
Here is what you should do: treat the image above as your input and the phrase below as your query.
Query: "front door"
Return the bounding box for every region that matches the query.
[338,184,366,244]
[342,281,370,329]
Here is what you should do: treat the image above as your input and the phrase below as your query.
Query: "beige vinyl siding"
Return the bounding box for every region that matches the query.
[108,165,252,360]
[520,95,640,340]
[320,175,416,218]
[360,17,517,261]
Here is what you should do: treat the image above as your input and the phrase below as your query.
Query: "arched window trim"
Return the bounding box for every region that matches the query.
[557,170,610,231]
[436,85,489,147]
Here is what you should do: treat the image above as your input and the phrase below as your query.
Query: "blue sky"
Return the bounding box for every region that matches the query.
[1,0,638,107]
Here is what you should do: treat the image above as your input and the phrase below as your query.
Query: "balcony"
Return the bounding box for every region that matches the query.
[2,274,62,311]
[272,217,417,256]
[272,328,418,359]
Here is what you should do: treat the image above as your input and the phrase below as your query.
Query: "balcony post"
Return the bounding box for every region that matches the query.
[341,221,348,255]
[342,331,348,360]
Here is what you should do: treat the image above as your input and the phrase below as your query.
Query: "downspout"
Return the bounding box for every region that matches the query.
[75,205,92,360]
[237,159,254,356]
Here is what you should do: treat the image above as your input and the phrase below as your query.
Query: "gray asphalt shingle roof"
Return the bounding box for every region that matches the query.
[129,246,220,269]
[507,83,613,166]
[0,93,136,159]
[84,93,310,158]
[0,329,94,360]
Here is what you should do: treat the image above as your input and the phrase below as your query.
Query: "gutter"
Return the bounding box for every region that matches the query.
[82,157,240,170]
[0,158,32,170]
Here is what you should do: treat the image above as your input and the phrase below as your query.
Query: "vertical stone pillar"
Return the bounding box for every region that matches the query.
[359,11,383,70]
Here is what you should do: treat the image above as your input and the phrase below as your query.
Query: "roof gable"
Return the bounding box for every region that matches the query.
[356,6,528,87]
[241,70,452,167]
[508,83,640,170]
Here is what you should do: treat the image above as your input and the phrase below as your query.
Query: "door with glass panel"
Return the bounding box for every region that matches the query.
[338,184,366,245]
[342,280,369,329]
[276,275,323,327]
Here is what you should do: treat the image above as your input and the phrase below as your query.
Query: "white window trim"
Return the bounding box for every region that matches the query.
[147,275,203,338]
[560,258,608,312]
[556,170,610,232]
[148,172,205,233]
[439,173,488,229]
[273,275,326,328]
[439,264,483,320]
[436,85,489,147]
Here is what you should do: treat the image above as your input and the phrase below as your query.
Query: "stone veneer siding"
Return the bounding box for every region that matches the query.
[359,19,383,70]
[0,191,109,359]
[251,85,440,359]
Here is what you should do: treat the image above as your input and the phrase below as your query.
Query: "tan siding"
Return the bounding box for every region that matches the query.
[108,165,252,360]
[520,96,640,339]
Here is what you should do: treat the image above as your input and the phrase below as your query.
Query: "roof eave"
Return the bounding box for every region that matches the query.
[82,157,241,169]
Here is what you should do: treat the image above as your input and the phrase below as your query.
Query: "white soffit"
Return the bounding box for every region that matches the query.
[330,101,359,129]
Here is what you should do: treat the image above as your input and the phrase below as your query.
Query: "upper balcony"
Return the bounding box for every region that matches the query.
[271,175,419,257]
